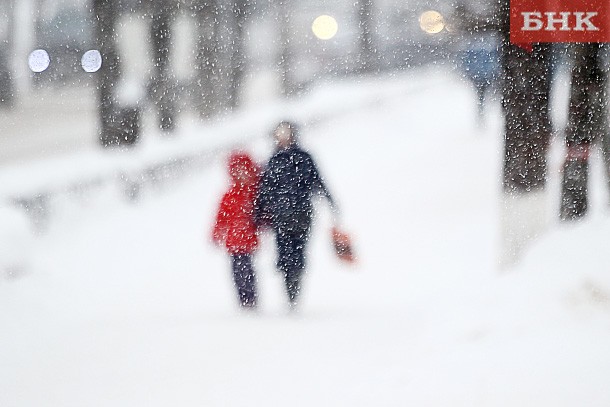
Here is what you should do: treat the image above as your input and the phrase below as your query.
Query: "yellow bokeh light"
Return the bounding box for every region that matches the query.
[312,15,338,40]
[419,10,445,34]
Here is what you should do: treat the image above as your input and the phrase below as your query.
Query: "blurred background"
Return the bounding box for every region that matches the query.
[0,0,500,158]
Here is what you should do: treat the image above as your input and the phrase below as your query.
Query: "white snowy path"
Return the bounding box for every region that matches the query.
[2,68,610,406]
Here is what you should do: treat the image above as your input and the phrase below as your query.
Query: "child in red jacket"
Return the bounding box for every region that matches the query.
[213,152,260,308]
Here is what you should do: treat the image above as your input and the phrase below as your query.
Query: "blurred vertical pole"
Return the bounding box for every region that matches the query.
[277,0,294,96]
[150,0,176,132]
[560,43,608,220]
[193,0,220,119]
[228,0,249,109]
[11,0,36,97]
[1,0,15,107]
[214,0,234,111]
[357,0,375,73]
[93,0,121,147]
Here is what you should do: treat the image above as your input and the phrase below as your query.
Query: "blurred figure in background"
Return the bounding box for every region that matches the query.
[458,34,500,122]
[255,121,336,308]
[212,152,261,309]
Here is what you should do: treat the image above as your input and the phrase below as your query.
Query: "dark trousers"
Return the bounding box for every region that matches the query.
[231,254,257,307]
[275,229,309,305]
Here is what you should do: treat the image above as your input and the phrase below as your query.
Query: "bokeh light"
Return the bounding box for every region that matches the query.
[419,10,445,34]
[28,49,50,73]
[81,50,103,73]
[312,15,338,40]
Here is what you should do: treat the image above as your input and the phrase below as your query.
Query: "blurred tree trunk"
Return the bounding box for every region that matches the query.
[150,0,176,132]
[193,0,220,119]
[499,4,554,267]
[93,0,121,147]
[277,0,294,96]
[500,43,553,192]
[1,0,16,107]
[192,0,248,117]
[560,43,608,220]
[214,0,236,110]
[228,0,249,109]
[496,2,553,193]
[357,0,375,73]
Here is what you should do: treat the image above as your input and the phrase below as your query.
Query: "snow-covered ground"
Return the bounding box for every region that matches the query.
[1,66,610,406]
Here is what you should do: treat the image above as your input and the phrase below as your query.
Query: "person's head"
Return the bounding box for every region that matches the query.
[273,121,299,149]
[228,152,257,186]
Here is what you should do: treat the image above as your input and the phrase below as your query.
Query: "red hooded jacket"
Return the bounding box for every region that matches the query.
[212,152,260,254]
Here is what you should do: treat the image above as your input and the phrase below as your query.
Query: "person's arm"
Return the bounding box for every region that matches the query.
[212,195,230,244]
[307,154,338,214]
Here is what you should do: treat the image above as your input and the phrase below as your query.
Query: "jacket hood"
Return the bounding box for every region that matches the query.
[228,152,259,184]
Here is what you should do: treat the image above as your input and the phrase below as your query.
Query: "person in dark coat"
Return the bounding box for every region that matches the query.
[255,121,335,307]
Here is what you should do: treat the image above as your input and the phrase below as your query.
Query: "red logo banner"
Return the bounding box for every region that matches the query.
[510,0,610,43]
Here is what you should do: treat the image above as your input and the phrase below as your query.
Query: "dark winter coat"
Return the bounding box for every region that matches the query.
[213,153,260,254]
[255,146,333,233]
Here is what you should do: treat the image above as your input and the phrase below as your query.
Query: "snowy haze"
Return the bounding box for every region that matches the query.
[1,65,610,406]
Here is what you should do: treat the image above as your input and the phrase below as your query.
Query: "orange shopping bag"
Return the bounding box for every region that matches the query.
[331,226,356,264]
